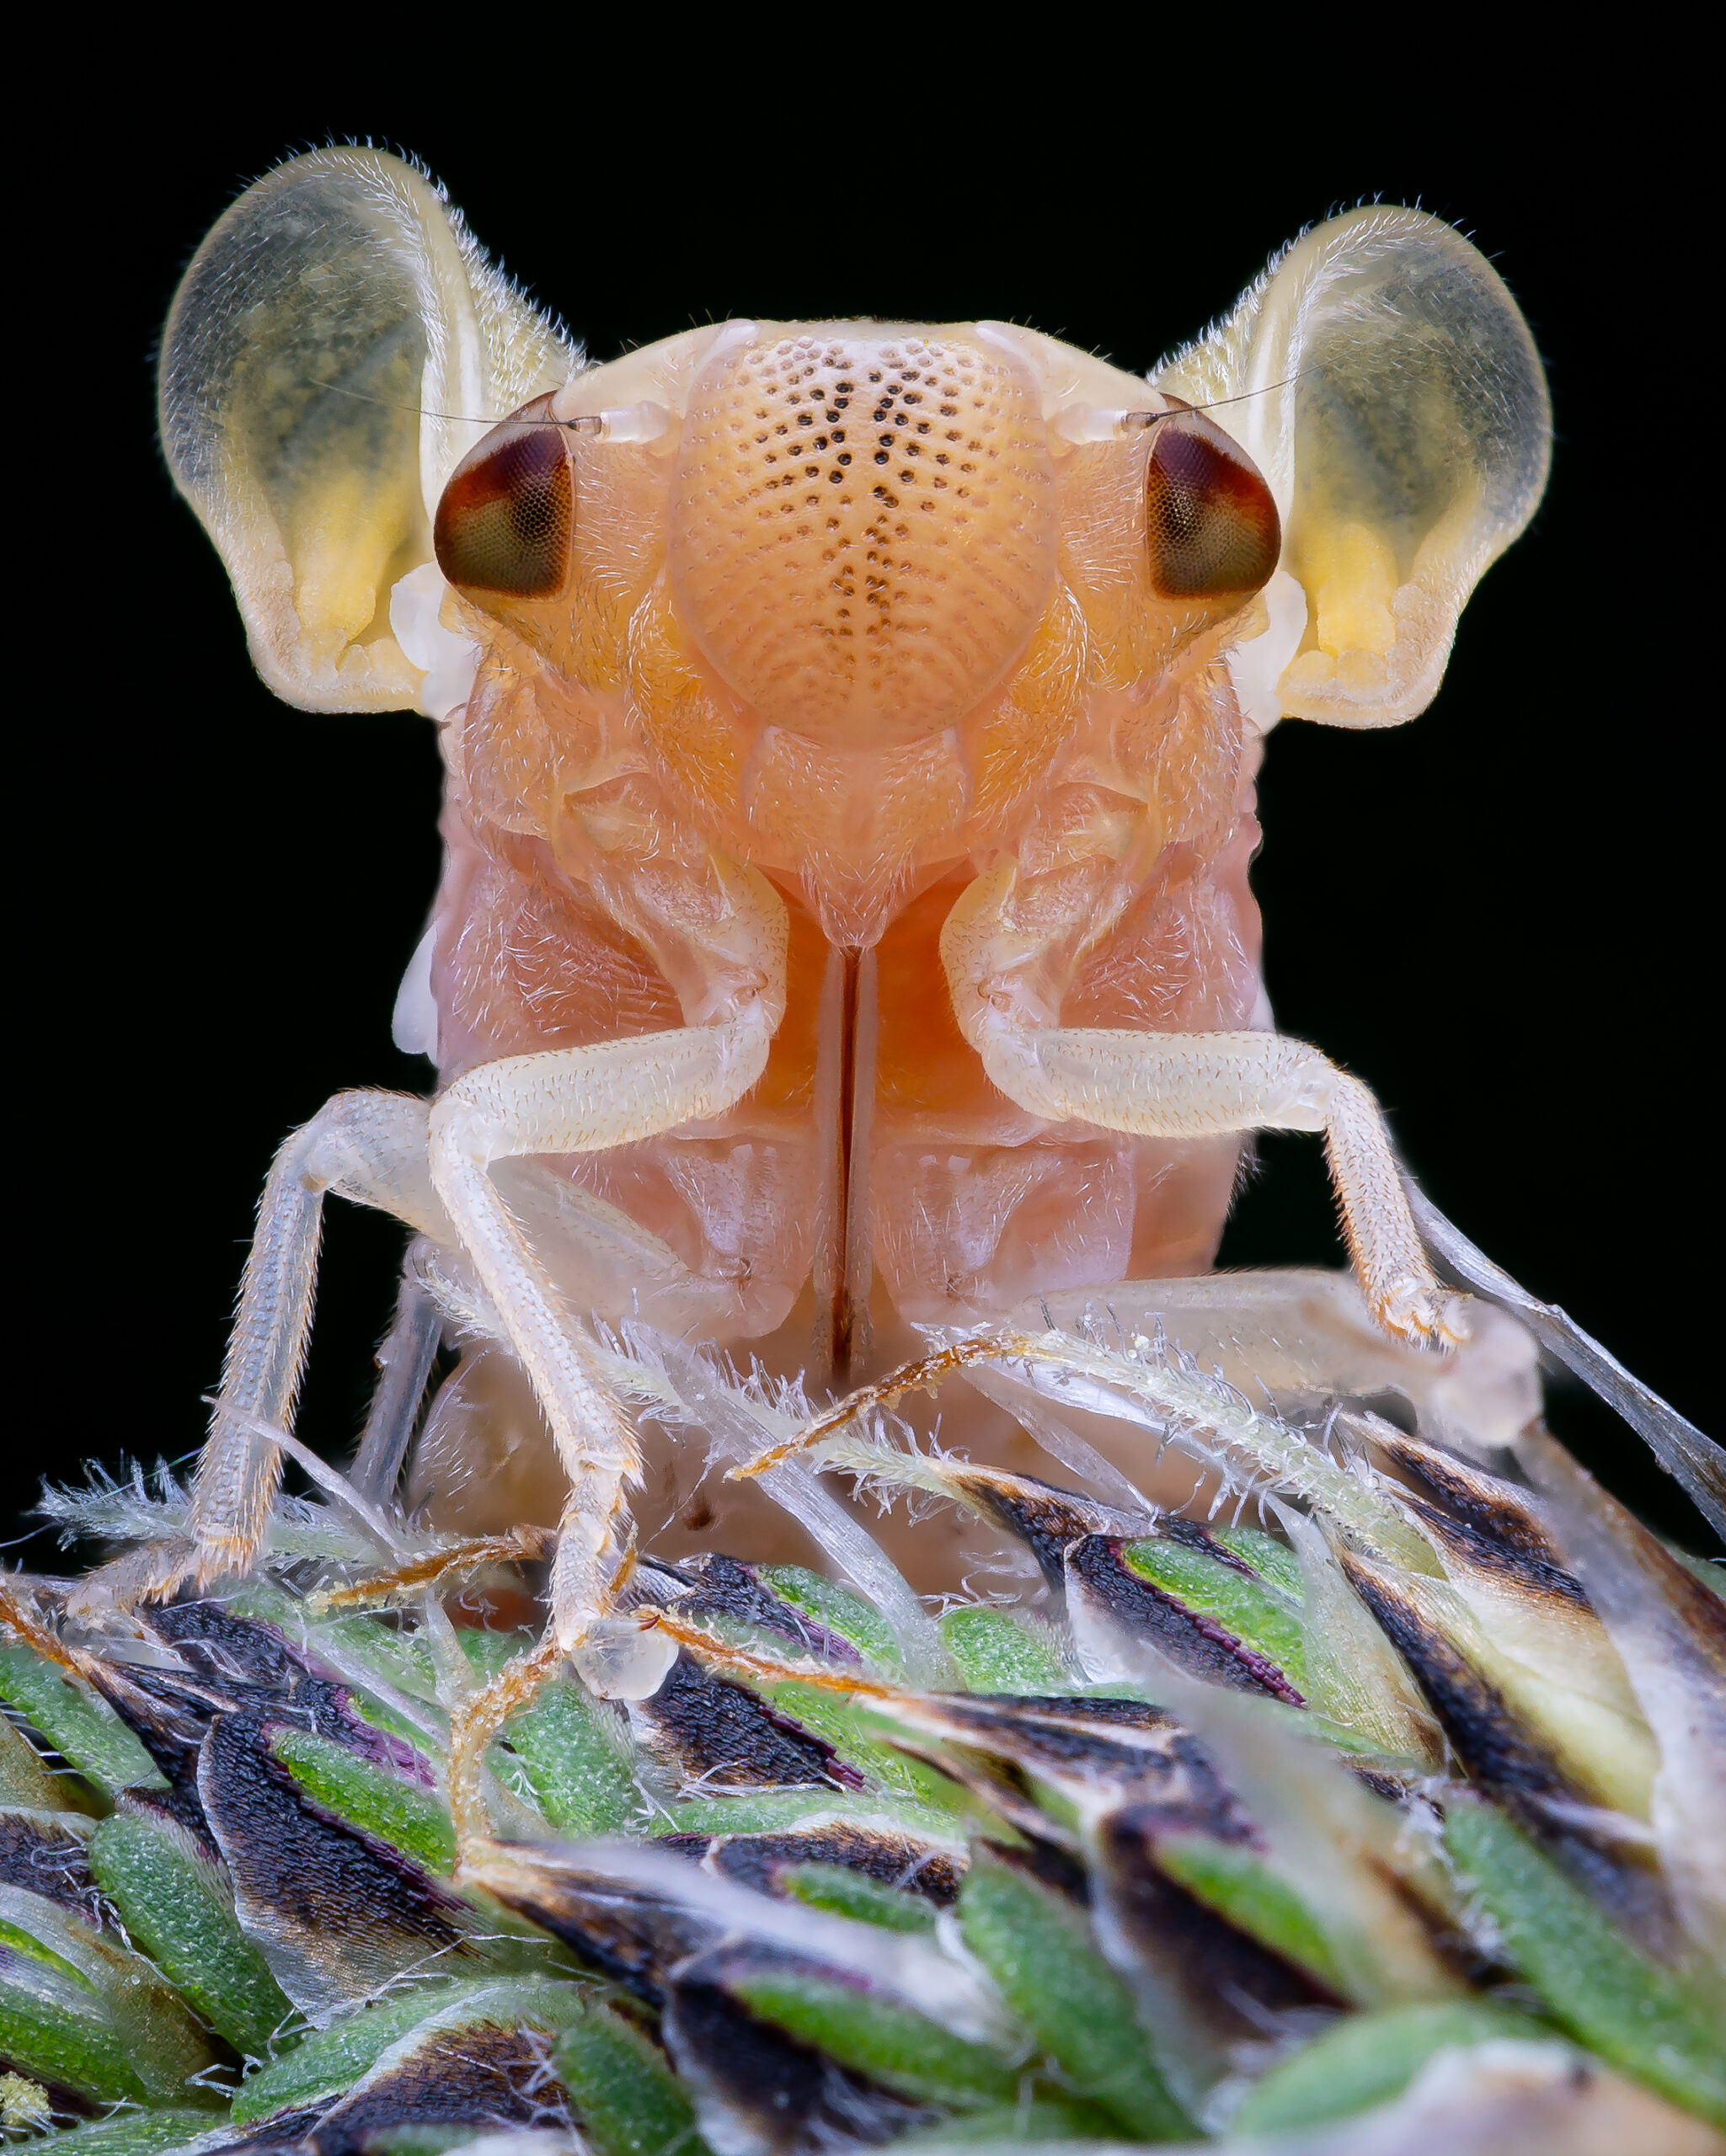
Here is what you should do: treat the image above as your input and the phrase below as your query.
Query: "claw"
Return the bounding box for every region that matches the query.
[61,1536,199,1625]
[1376,1273,1471,1354]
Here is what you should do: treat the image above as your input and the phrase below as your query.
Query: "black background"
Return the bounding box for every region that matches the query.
[13,49,1713,1563]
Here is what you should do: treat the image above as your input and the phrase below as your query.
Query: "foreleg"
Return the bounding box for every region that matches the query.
[427,1008,778,1654]
[943,870,1460,1347]
[430,996,784,1849]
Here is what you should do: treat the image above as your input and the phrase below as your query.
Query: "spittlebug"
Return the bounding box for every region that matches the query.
[121,147,1716,1780]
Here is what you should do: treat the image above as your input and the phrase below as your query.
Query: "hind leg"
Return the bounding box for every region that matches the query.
[348,1251,446,1506]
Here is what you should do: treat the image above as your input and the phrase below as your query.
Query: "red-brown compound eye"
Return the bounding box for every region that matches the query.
[1144,408,1280,600]
[435,400,574,597]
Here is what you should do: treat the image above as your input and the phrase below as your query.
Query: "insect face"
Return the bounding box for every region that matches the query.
[665,328,1058,752]
[429,320,1285,899]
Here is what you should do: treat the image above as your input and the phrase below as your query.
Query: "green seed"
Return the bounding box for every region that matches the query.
[0,1975,152,2105]
[1443,1795,1726,2126]
[1120,1540,1307,1691]
[457,1629,540,1682]
[1210,1525,1304,1603]
[269,1727,457,1874]
[1232,1999,1550,2131]
[1150,1829,1345,1998]
[0,1644,164,1798]
[726,1965,1022,2106]
[87,1807,293,2057]
[0,1714,82,1812]
[764,1682,972,1817]
[231,1983,472,2125]
[780,1860,939,1931]
[0,1885,213,2101]
[756,1567,904,1670]
[503,1678,640,1837]
[13,2103,220,2155]
[653,1790,959,1841]
[957,1850,1193,2142]
[554,1999,711,2156]
[904,2095,1127,2142]
[939,1608,1071,1696]
[0,1909,91,1986]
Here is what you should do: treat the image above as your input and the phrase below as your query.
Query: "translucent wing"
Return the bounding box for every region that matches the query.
[1160,206,1551,727]
[159,147,576,712]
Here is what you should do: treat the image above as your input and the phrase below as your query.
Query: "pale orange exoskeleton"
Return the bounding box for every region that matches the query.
[144,146,1677,1834]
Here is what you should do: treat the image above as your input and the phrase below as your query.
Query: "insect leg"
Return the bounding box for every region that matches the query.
[427,1009,778,1640]
[178,1092,448,1596]
[1062,1029,1448,1348]
[968,1018,1456,1348]
[348,1251,445,1505]
[494,1161,758,1337]
[428,1005,780,1852]
[942,867,1458,1348]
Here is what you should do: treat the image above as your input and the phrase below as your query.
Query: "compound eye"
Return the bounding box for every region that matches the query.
[435,397,573,597]
[1145,408,1280,600]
